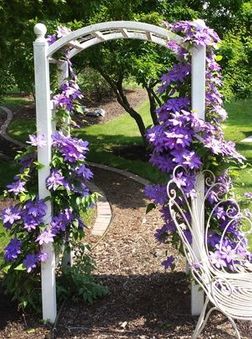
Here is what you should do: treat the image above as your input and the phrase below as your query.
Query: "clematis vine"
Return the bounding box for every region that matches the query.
[145,20,251,271]
[1,24,98,277]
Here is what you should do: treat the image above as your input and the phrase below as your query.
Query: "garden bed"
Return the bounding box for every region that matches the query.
[1,167,251,338]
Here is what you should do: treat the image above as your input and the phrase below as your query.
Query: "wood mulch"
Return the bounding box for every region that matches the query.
[77,88,148,127]
[1,167,251,338]
[7,88,147,128]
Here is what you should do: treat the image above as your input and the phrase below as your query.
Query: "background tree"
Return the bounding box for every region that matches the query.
[0,0,250,142]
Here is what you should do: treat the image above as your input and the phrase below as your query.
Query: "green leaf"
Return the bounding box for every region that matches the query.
[14,263,26,271]
[72,219,79,228]
[146,202,156,214]
[215,55,223,61]
[76,197,81,206]
[19,193,28,203]
[34,161,44,169]
[2,264,11,273]
[75,104,84,114]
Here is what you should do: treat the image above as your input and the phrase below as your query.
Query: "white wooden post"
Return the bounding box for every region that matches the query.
[191,19,206,316]
[33,23,57,323]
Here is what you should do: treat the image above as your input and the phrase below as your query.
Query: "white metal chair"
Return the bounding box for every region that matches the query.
[167,166,252,338]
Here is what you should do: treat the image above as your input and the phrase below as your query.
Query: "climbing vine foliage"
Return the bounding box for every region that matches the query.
[145,21,252,270]
[0,26,107,310]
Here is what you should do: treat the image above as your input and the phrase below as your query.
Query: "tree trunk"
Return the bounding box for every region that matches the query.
[144,85,159,126]
[95,67,148,146]
[116,81,147,145]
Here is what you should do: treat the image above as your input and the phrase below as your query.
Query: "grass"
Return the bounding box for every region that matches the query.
[0,223,9,267]
[5,96,252,187]
[1,95,33,108]
[8,118,35,143]
[0,161,18,193]
[223,98,252,195]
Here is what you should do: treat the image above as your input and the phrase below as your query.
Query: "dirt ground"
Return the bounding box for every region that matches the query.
[1,168,252,338]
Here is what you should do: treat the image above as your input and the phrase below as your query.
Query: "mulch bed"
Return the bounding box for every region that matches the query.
[9,89,147,128]
[0,168,252,338]
[77,88,148,127]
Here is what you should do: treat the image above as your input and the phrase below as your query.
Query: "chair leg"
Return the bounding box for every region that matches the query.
[226,316,241,339]
[192,297,209,339]
[196,306,218,337]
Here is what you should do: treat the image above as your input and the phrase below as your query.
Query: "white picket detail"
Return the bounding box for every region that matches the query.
[191,19,206,316]
[47,21,184,58]
[33,23,57,323]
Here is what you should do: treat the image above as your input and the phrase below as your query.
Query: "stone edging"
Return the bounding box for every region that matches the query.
[88,161,151,185]
[0,106,26,148]
[87,181,112,237]
[88,162,151,237]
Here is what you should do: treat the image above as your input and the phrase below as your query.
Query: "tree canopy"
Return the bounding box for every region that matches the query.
[0,0,250,122]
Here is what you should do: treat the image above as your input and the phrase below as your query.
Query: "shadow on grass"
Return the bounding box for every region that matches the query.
[0,160,18,192]
[236,142,252,157]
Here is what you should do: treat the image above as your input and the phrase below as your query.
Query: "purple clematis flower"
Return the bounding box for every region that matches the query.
[7,180,26,195]
[26,134,46,147]
[4,238,22,262]
[24,199,47,219]
[144,184,167,205]
[23,254,37,272]
[46,34,57,45]
[38,252,48,263]
[161,255,175,269]
[36,230,55,245]
[46,169,66,191]
[75,165,93,180]
[1,206,21,228]
[51,209,73,235]
[23,215,39,232]
[209,250,227,269]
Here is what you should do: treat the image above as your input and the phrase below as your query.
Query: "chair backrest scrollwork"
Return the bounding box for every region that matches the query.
[167,166,252,291]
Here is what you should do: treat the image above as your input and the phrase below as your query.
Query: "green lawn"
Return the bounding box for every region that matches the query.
[0,224,9,267]
[223,98,252,195]
[5,96,252,188]
[1,95,33,107]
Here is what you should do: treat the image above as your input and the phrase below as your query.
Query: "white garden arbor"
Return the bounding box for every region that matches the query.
[33,20,206,323]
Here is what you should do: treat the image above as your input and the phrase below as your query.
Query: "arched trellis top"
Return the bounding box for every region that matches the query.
[47,21,184,59]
